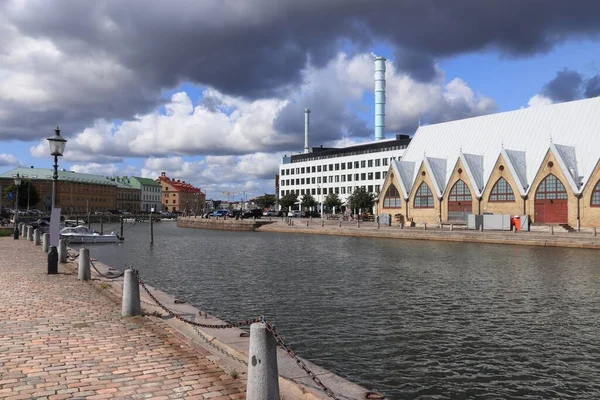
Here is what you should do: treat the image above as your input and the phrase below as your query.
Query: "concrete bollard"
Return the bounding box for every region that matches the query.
[306,220,309,227]
[424,223,427,230]
[512,225,516,233]
[550,225,554,235]
[33,229,41,245]
[339,220,341,228]
[357,221,360,228]
[122,269,141,316]
[19,223,25,237]
[479,224,484,232]
[377,221,380,229]
[246,322,280,400]
[594,227,597,237]
[400,222,404,229]
[78,248,91,281]
[321,220,324,227]
[27,226,33,241]
[42,233,50,252]
[450,224,454,231]
[58,239,68,263]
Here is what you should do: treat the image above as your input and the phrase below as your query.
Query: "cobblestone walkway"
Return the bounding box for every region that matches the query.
[0,238,246,399]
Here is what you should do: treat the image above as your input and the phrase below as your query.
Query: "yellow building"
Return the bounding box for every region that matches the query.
[158,172,205,214]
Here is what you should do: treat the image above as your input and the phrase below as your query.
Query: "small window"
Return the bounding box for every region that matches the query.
[361,161,366,168]
[368,160,373,167]
[592,180,600,206]
[489,177,515,202]
[448,180,472,202]
[383,184,401,208]
[382,158,388,166]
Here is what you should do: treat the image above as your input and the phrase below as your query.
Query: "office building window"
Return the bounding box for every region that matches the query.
[312,188,316,195]
[348,174,352,181]
[301,178,305,184]
[368,172,373,180]
[354,161,359,168]
[317,177,321,184]
[341,163,346,170]
[348,162,352,169]
[323,188,328,195]
[375,159,381,167]
[317,166,321,172]
[341,187,346,194]
[312,166,316,173]
[361,160,366,168]
[335,175,340,182]
[383,158,388,166]
[355,173,359,181]
[375,185,380,193]
[312,177,315,184]
[383,171,387,179]
[375,172,381,179]
[368,160,373,167]
[361,173,366,180]
[368,185,373,192]
[335,163,339,170]
[341,175,346,182]
[335,187,339,194]
[301,167,305,174]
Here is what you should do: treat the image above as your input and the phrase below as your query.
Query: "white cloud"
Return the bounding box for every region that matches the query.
[0,153,18,166]
[526,94,553,108]
[70,163,119,176]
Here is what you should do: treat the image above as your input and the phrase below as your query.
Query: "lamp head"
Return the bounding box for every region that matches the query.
[46,125,67,156]
[13,173,21,186]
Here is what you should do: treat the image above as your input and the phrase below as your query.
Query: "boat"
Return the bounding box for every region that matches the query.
[60,225,123,243]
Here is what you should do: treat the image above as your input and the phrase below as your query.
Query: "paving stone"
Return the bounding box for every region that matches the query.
[0,239,247,399]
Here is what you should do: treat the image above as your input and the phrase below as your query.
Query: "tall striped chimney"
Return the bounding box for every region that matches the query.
[374,56,386,141]
[304,108,311,154]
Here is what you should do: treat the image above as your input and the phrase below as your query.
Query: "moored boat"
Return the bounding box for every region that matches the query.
[60,225,123,243]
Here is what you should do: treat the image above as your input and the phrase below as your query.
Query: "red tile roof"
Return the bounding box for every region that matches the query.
[157,174,203,194]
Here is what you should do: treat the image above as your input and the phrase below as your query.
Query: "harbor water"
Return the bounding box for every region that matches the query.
[80,220,600,399]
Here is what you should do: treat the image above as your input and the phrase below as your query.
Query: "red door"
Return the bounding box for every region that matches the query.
[534,174,568,224]
[448,201,472,222]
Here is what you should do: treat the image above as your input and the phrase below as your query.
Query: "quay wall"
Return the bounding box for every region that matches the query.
[177,216,273,231]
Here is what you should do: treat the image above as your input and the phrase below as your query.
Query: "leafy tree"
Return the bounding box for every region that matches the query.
[3,181,40,209]
[323,193,343,212]
[279,192,298,211]
[255,194,276,209]
[347,187,375,213]
[300,193,317,209]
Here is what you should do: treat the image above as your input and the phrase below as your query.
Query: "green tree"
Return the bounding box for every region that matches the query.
[255,194,276,209]
[323,192,343,212]
[2,181,40,209]
[300,193,317,209]
[347,187,375,213]
[279,192,298,211]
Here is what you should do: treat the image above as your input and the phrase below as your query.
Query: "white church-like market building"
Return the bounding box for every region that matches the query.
[377,97,600,228]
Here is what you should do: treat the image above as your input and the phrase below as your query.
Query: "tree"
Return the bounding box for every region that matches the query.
[279,192,298,211]
[2,181,40,209]
[255,194,276,209]
[323,193,343,212]
[347,187,375,213]
[300,193,317,209]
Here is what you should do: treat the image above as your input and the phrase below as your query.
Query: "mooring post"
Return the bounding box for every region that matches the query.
[339,220,341,228]
[246,322,280,400]
[27,226,33,241]
[424,223,427,231]
[450,224,454,231]
[122,269,141,316]
[357,221,360,228]
[321,220,324,227]
[480,224,483,232]
[594,227,597,237]
[78,248,91,281]
[87,212,91,229]
[33,228,41,245]
[42,233,50,252]
[120,215,124,238]
[58,239,68,263]
[100,215,104,235]
[20,223,25,237]
[550,225,554,235]
[377,221,380,229]
[306,220,309,227]
[512,225,516,233]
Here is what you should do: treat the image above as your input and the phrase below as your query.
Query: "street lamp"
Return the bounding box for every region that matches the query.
[46,126,67,275]
[12,174,21,239]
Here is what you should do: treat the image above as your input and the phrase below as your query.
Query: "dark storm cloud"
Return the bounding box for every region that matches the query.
[542,69,584,102]
[3,0,600,141]
[584,75,600,98]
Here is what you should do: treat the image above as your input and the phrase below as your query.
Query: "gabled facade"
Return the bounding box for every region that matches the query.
[157,172,205,214]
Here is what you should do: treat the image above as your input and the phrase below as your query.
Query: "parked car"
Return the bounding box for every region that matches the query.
[227,209,242,218]
[303,211,321,218]
[264,210,278,217]
[212,210,228,217]
[287,210,302,218]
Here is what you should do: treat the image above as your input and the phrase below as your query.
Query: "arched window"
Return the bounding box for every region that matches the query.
[592,180,600,206]
[535,174,567,200]
[448,180,472,202]
[414,182,434,208]
[383,184,402,208]
[489,177,515,202]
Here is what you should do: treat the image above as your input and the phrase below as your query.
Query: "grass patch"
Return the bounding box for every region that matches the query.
[230,370,239,379]
[99,282,110,289]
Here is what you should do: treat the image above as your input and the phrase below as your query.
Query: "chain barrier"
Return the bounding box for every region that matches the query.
[90,259,125,279]
[192,325,249,367]
[132,267,342,399]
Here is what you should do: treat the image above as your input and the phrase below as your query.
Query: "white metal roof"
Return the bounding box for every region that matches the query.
[400,97,600,194]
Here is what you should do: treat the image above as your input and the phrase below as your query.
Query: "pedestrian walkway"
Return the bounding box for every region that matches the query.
[0,238,246,400]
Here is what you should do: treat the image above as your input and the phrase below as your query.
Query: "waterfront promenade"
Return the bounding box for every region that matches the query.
[256,219,600,249]
[0,238,246,400]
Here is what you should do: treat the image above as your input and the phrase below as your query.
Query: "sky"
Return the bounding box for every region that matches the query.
[0,0,599,201]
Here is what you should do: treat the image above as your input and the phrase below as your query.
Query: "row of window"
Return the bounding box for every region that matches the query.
[382,174,600,208]
[281,185,381,197]
[143,194,160,201]
[281,171,387,187]
[281,158,396,176]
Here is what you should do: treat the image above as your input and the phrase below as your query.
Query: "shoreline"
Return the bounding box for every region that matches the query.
[254,220,600,250]
[86,249,370,399]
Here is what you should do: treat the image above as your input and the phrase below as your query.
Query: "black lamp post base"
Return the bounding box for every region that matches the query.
[13,227,19,240]
[47,246,58,274]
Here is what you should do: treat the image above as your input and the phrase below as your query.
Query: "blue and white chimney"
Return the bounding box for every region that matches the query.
[304,108,311,154]
[374,56,386,141]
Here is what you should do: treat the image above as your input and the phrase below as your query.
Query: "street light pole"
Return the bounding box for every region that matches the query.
[13,174,21,240]
[46,126,67,275]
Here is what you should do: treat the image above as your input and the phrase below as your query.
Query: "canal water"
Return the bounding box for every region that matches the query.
[82,221,600,399]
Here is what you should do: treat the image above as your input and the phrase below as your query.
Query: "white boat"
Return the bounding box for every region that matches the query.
[60,225,123,243]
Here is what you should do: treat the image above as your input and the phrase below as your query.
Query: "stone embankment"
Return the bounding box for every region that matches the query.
[178,216,275,231]
[257,219,600,250]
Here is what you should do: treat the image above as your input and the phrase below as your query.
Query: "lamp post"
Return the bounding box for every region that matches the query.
[46,126,67,275]
[13,174,21,239]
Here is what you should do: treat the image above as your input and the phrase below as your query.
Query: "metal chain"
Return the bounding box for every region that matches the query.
[192,325,249,366]
[133,269,258,329]
[131,268,344,400]
[90,259,125,279]
[263,319,340,400]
